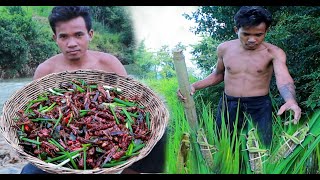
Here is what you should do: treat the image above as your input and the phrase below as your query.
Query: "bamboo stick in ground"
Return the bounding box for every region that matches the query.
[172,49,198,129]
[172,49,215,171]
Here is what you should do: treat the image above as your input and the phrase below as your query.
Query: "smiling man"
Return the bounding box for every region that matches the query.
[177,6,301,147]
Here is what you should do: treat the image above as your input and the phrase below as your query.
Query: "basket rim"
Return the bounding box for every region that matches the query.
[0,69,170,174]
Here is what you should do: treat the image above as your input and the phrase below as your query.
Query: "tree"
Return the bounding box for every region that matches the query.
[132,40,156,79]
[89,6,135,65]
[0,6,58,78]
[156,45,176,79]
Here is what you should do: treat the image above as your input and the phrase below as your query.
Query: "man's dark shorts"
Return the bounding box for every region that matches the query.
[20,131,167,174]
[216,93,272,147]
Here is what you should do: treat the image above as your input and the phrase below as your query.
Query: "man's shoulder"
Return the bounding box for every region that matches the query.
[89,50,118,62]
[218,39,237,48]
[34,54,62,73]
[41,54,62,65]
[33,55,61,80]
[263,42,285,54]
[217,40,237,53]
[263,42,281,50]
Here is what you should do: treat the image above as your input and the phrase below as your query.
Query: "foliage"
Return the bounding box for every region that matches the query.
[266,10,320,113]
[132,40,179,79]
[146,75,320,174]
[132,40,158,79]
[189,36,222,74]
[89,6,135,64]
[155,45,176,79]
[0,26,28,71]
[183,6,239,41]
[0,6,58,78]
[299,72,320,111]
[89,22,127,62]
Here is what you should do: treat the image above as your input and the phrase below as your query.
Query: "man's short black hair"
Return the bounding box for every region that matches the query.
[48,6,92,34]
[234,6,272,30]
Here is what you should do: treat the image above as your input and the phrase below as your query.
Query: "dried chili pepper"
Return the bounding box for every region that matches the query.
[15,79,151,170]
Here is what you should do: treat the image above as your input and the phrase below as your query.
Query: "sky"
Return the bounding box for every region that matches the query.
[127,6,203,72]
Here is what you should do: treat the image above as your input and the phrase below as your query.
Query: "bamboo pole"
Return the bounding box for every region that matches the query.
[173,49,215,170]
[172,49,198,129]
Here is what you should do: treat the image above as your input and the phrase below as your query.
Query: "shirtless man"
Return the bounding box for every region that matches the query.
[178,6,301,147]
[33,7,127,79]
[21,6,166,174]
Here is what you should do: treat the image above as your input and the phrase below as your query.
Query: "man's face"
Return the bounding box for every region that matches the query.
[235,22,267,50]
[53,16,93,61]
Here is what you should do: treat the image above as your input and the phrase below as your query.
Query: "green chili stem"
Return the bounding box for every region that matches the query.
[103,85,122,94]
[120,152,140,161]
[48,88,64,96]
[122,109,134,123]
[55,153,80,168]
[120,111,138,118]
[113,98,136,107]
[80,110,90,113]
[73,84,85,93]
[20,137,41,145]
[31,97,49,103]
[109,106,120,124]
[103,152,140,168]
[146,112,150,130]
[102,160,126,168]
[26,97,49,112]
[45,148,84,163]
[31,118,56,122]
[52,112,63,132]
[126,141,134,156]
[66,151,78,169]
[41,102,56,113]
[89,85,97,89]
[49,138,65,152]
[126,121,133,133]
[25,103,33,114]
[36,137,41,159]
[82,144,91,170]
[38,106,48,112]
[132,143,145,153]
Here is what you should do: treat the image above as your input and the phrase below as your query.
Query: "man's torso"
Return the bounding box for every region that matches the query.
[221,40,275,97]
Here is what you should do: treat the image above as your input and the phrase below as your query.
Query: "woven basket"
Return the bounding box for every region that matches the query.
[0,69,169,174]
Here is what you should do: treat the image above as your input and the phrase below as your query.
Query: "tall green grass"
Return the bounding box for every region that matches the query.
[144,77,320,174]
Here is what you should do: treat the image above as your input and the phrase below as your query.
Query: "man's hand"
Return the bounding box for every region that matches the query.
[176,85,196,102]
[277,101,301,125]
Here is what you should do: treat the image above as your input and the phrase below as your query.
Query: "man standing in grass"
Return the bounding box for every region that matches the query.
[177,6,301,147]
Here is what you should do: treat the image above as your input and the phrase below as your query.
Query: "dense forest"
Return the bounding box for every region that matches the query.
[0,6,135,79]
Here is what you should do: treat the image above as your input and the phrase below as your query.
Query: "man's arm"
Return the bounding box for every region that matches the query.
[272,47,301,123]
[191,44,225,92]
[177,44,225,101]
[33,63,52,80]
[101,54,128,77]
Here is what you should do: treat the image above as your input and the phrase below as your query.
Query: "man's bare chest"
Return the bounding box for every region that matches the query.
[223,53,273,75]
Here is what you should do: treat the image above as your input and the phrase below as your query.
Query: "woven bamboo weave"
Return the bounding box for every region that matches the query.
[0,69,169,174]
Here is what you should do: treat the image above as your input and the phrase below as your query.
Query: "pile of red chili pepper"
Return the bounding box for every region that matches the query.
[14,79,151,170]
